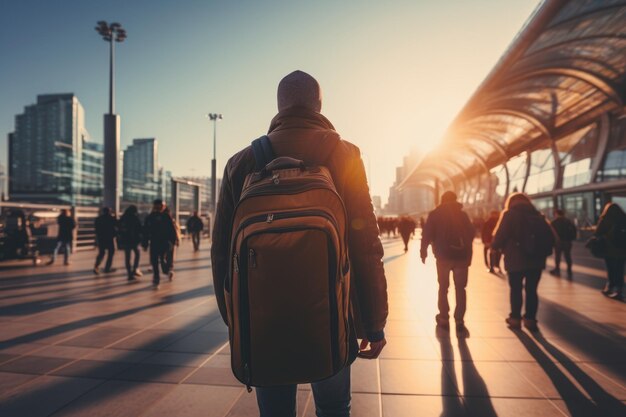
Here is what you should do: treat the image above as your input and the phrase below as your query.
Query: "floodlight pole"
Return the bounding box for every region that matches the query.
[207,113,222,233]
[96,21,126,215]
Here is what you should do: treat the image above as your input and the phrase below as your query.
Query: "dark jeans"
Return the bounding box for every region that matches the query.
[554,240,573,273]
[150,245,170,284]
[605,257,625,292]
[400,232,410,250]
[483,245,501,270]
[508,269,542,320]
[52,240,72,264]
[256,366,351,417]
[191,231,201,251]
[124,246,140,278]
[436,259,468,323]
[95,242,115,271]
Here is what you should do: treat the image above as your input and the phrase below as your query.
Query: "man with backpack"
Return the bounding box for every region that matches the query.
[420,191,475,332]
[211,70,388,417]
[143,200,178,290]
[491,192,556,331]
[549,209,577,279]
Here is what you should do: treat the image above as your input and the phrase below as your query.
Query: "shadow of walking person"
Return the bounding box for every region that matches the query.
[435,327,471,417]
[457,335,498,417]
[514,330,626,417]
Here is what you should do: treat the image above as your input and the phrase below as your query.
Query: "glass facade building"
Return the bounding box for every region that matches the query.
[8,94,103,206]
[122,138,160,207]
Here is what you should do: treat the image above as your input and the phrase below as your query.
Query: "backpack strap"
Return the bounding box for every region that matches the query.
[251,135,276,171]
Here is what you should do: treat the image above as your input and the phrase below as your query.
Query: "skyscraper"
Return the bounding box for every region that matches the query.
[0,162,7,201]
[8,94,101,205]
[122,138,160,204]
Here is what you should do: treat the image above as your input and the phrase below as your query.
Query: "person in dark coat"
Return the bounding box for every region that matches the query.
[481,210,501,273]
[550,209,577,279]
[186,211,204,252]
[143,199,177,289]
[420,191,475,332]
[491,193,556,331]
[211,70,388,417]
[118,205,143,282]
[48,209,76,265]
[94,207,118,274]
[398,216,417,252]
[595,202,626,300]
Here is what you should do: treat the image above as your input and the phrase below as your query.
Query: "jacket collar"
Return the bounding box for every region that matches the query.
[268,107,335,133]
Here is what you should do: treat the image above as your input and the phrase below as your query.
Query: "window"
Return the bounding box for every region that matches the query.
[526,147,555,194]
[597,120,626,182]
[490,165,508,206]
[557,124,598,188]
[506,154,528,193]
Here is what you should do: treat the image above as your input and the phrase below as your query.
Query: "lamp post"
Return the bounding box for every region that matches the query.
[95,21,126,214]
[206,113,223,219]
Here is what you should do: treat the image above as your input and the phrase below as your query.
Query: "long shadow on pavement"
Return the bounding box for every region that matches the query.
[0,285,214,347]
[0,265,211,318]
[513,330,626,417]
[539,298,626,376]
[0,310,228,417]
[436,327,498,417]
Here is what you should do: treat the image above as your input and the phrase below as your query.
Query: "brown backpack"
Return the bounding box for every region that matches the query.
[225,135,350,389]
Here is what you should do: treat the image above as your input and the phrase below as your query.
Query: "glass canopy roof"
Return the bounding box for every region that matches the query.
[404,0,626,188]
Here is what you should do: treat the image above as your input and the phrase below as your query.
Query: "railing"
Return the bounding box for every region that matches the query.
[0,202,99,263]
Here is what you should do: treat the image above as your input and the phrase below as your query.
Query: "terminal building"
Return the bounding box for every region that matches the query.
[398,0,626,230]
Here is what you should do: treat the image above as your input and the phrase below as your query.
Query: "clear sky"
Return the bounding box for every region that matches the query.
[0,0,541,203]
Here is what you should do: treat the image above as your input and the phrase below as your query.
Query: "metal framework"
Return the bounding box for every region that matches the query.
[401,0,626,206]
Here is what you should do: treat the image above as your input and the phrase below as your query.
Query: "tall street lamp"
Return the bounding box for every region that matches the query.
[206,113,223,221]
[95,21,127,214]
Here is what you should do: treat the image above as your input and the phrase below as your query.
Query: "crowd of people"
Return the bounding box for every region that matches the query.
[419,192,626,333]
[376,194,625,333]
[47,200,205,290]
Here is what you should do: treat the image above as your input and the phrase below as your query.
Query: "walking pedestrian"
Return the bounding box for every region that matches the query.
[549,209,577,279]
[47,209,75,265]
[164,207,180,279]
[491,192,556,331]
[143,200,177,290]
[211,70,388,417]
[117,205,143,282]
[94,207,117,274]
[481,210,501,273]
[420,191,475,332]
[186,211,204,252]
[398,216,416,252]
[595,202,626,300]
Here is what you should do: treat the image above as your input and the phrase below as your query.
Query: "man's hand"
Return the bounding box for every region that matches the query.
[358,338,386,359]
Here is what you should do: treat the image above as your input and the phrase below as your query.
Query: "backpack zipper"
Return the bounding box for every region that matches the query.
[249,249,256,268]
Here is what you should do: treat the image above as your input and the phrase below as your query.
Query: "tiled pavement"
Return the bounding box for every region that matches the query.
[0,236,624,416]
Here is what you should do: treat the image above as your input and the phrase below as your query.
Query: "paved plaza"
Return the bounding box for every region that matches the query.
[0,236,624,417]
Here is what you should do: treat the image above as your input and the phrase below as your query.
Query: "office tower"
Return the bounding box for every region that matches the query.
[8,94,99,205]
[122,138,160,204]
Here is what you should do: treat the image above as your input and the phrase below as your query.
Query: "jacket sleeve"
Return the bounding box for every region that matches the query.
[342,152,388,342]
[595,215,611,237]
[420,213,434,257]
[464,212,475,242]
[142,217,151,248]
[491,211,510,251]
[211,165,236,324]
